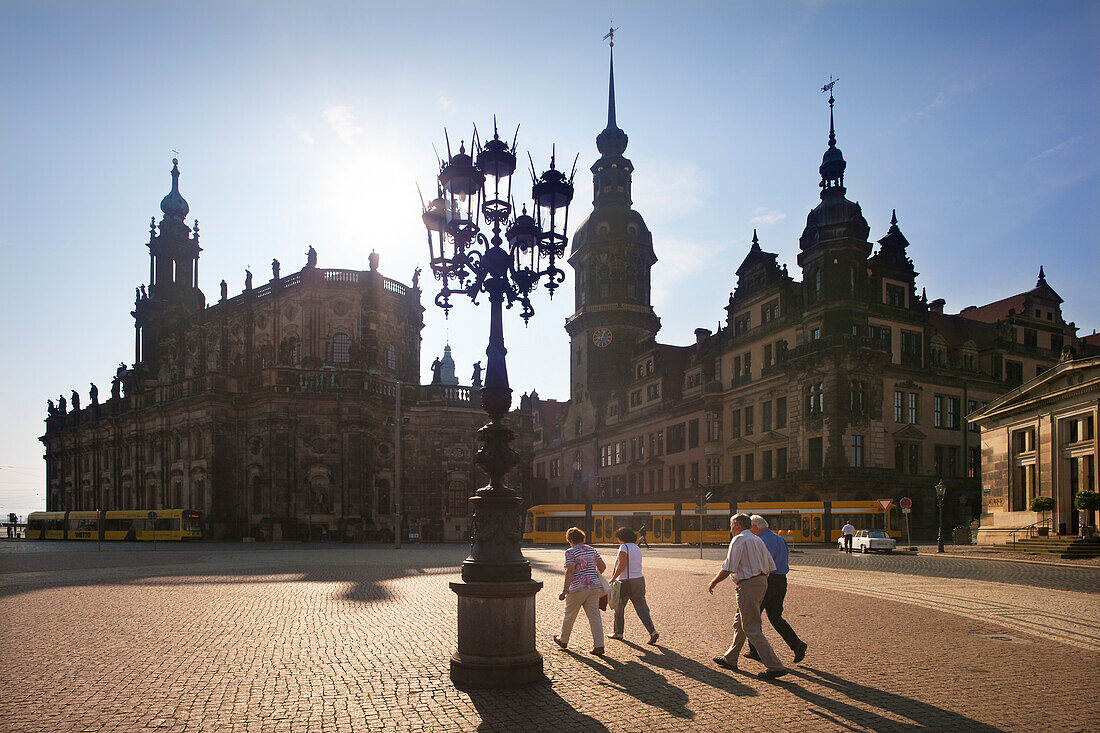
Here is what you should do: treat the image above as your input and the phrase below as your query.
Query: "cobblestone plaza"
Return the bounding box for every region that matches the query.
[1,542,1097,732]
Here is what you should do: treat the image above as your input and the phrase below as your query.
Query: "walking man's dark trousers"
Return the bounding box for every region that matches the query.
[747,573,803,657]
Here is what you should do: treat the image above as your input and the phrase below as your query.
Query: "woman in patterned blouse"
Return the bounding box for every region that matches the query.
[553,526,608,655]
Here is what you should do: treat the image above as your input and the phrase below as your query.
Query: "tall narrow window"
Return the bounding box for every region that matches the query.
[851,435,864,467]
[333,333,350,363]
[808,437,823,469]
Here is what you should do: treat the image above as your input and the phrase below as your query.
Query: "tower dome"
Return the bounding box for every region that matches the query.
[159,158,190,222]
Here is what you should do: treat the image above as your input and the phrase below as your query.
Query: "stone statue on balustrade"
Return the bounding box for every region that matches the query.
[306,245,317,268]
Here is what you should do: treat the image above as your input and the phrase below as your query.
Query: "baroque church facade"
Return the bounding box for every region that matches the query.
[40,160,534,542]
[530,54,1094,539]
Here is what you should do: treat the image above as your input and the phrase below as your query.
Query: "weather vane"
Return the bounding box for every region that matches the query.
[822,76,838,110]
[603,25,619,47]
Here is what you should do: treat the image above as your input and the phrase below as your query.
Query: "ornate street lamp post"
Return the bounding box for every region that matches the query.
[935,479,946,553]
[422,123,574,687]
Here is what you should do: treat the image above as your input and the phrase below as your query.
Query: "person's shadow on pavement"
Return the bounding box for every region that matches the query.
[780,666,1007,732]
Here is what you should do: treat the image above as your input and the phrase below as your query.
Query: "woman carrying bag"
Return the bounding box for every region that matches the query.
[607,527,659,645]
[553,526,608,656]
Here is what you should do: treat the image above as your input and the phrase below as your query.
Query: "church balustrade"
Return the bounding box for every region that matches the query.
[382,278,407,296]
[322,269,361,284]
[420,384,474,405]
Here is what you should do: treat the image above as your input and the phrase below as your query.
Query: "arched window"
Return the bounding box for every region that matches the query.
[193,479,205,511]
[333,333,350,363]
[386,345,396,371]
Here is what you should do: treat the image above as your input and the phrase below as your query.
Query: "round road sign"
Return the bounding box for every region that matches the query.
[899,497,912,510]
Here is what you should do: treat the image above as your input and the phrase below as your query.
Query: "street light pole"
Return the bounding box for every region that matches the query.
[422,121,575,687]
[394,378,402,550]
[935,479,946,553]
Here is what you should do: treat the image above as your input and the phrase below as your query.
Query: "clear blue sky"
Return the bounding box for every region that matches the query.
[2,1,1097,519]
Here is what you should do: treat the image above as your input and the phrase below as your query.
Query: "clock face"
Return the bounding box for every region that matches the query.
[592,328,613,348]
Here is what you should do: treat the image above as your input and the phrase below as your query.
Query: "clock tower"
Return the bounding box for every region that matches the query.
[565,40,660,409]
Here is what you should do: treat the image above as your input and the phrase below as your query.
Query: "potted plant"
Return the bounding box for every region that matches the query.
[1074,490,1099,539]
[1030,495,1056,535]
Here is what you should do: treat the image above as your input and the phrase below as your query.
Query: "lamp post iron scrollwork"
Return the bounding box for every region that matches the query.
[422,122,575,687]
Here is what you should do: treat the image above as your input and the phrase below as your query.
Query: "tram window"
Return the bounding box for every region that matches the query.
[664,518,672,538]
[654,521,662,539]
[802,517,810,535]
[683,516,699,532]
[812,516,821,535]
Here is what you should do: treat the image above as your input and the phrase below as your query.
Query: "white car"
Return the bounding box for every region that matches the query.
[839,529,896,553]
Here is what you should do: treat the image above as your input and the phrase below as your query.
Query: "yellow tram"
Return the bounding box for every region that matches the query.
[523,500,898,545]
[25,509,203,541]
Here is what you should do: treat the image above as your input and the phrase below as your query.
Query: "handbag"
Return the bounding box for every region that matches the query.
[608,580,622,611]
[597,563,612,611]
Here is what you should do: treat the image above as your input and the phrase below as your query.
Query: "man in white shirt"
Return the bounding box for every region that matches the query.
[841,521,856,554]
[707,513,788,679]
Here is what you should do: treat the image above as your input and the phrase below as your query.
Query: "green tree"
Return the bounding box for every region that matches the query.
[1030,495,1056,529]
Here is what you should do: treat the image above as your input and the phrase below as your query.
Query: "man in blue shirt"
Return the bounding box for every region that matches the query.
[745,515,808,664]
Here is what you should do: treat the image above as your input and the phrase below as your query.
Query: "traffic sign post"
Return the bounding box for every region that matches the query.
[878,499,893,530]
[697,490,713,559]
[899,497,914,550]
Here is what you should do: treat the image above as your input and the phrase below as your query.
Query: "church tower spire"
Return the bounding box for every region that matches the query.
[564,31,660,408]
[133,158,205,369]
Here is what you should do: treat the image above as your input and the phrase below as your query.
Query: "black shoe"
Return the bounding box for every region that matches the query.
[744,649,762,662]
[759,668,789,680]
[793,641,808,664]
[713,656,737,670]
